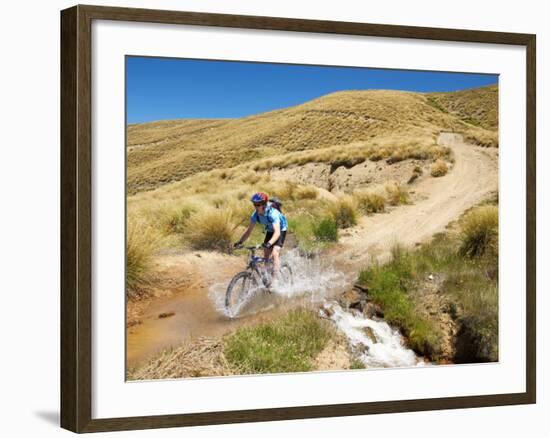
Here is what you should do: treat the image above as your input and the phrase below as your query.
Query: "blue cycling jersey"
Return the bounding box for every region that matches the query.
[251,205,288,233]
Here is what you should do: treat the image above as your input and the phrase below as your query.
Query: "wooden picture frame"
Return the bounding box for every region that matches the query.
[61,4,536,433]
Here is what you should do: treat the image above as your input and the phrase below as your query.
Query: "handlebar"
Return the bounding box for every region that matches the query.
[233,243,262,251]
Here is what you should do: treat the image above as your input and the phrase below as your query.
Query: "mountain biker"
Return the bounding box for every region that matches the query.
[234,192,288,286]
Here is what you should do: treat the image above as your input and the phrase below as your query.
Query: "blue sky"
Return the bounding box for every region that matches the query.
[126,57,498,124]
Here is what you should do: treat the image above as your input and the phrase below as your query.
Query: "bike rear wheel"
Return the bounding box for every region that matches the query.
[225,271,258,316]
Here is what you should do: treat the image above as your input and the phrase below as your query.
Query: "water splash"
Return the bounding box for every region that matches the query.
[209,248,349,318]
[323,302,426,368]
[271,249,349,300]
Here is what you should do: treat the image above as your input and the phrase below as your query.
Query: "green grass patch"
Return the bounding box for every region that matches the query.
[350,358,366,369]
[313,217,339,242]
[358,225,499,363]
[358,249,442,359]
[224,308,334,374]
[288,214,332,254]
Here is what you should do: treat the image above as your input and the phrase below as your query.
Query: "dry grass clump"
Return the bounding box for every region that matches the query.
[160,204,196,234]
[294,185,319,200]
[126,219,160,294]
[458,205,498,258]
[430,159,449,177]
[329,196,359,229]
[407,166,424,184]
[385,181,410,206]
[369,147,389,162]
[184,208,236,253]
[353,189,386,214]
[268,180,299,200]
[229,199,255,228]
[127,337,234,380]
[464,129,499,148]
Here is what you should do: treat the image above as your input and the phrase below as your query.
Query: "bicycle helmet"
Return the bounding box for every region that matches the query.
[251,192,268,204]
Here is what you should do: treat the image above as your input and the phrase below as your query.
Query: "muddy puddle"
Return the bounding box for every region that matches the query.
[126,249,352,369]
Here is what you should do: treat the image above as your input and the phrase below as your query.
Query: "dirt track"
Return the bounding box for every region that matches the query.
[127,133,498,369]
[330,133,498,269]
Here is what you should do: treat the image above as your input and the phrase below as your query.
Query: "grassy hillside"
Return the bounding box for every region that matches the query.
[427,84,498,131]
[125,85,498,291]
[127,88,498,194]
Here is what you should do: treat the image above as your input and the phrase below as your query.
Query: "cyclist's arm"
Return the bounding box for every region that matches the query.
[268,222,281,245]
[238,220,255,243]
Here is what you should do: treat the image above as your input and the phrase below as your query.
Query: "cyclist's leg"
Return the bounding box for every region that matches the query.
[263,232,274,269]
[271,231,286,282]
[271,246,281,280]
[264,249,275,284]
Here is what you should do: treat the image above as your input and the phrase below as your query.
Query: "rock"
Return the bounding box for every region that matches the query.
[355,343,370,354]
[339,289,362,309]
[158,311,175,319]
[363,302,384,319]
[352,283,369,295]
[319,305,335,319]
[362,326,378,344]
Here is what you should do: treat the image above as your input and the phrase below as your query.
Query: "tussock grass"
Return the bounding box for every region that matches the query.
[228,199,255,229]
[161,205,196,234]
[184,208,236,252]
[224,307,334,374]
[329,196,359,229]
[354,189,386,214]
[294,185,319,200]
[385,181,410,205]
[430,159,449,177]
[126,219,160,294]
[458,205,498,258]
[464,129,499,148]
[269,180,299,201]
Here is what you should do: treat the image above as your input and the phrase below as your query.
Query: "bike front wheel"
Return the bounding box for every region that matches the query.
[279,263,294,287]
[225,271,258,317]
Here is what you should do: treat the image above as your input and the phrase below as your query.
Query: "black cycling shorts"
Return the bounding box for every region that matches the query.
[264,230,286,248]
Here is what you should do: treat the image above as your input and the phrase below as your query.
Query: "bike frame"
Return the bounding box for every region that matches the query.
[246,247,274,284]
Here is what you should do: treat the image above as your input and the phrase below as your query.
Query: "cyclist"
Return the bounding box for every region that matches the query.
[234,192,288,286]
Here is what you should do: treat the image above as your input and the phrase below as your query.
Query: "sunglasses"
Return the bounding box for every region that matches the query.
[253,203,265,207]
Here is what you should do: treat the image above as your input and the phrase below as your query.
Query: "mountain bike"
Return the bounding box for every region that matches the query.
[225,244,294,316]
